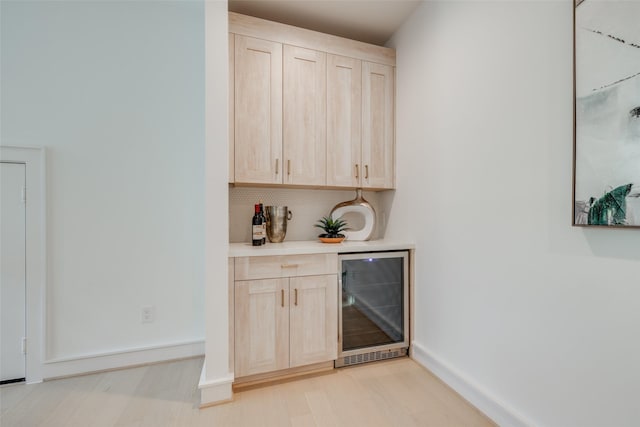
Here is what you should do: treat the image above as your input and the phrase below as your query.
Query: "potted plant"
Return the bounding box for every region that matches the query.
[315,216,348,243]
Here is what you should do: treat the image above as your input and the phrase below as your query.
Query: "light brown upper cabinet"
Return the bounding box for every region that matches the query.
[327,55,362,188]
[362,62,395,189]
[233,35,282,185]
[229,13,395,190]
[327,57,395,190]
[283,46,327,186]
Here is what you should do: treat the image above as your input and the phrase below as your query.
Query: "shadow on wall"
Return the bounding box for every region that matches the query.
[583,227,640,261]
[377,189,396,239]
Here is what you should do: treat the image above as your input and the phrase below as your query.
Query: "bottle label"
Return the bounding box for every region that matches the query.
[253,225,264,239]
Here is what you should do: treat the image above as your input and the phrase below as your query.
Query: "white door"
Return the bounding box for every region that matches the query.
[1,162,26,383]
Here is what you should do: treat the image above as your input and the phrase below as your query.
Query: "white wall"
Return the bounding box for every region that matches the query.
[388,1,640,426]
[1,1,216,368]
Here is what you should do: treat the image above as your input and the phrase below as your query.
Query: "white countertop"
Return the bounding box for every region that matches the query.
[229,239,415,257]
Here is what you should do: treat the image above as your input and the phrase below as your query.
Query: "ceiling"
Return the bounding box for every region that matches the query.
[228,0,422,46]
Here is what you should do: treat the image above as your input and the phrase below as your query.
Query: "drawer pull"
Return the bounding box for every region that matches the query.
[281,264,298,269]
[281,289,284,307]
[294,288,298,306]
[355,164,359,179]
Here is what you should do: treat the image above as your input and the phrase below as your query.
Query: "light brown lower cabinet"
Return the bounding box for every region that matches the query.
[234,273,337,378]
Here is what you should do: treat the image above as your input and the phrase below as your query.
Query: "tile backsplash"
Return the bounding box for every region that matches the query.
[229,186,387,243]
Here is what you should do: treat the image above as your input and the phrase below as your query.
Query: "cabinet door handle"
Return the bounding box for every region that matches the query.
[281,289,284,307]
[355,164,359,179]
[287,159,291,176]
[294,288,298,306]
[365,164,369,179]
[275,159,279,175]
[281,264,298,269]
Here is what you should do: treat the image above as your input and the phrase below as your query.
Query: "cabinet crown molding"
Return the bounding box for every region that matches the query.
[229,12,396,66]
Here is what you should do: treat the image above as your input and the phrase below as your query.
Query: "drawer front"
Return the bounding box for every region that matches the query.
[235,253,338,280]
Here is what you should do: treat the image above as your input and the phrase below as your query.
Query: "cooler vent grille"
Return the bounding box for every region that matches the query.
[337,348,407,367]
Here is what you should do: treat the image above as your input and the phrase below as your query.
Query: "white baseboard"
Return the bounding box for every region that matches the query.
[42,339,204,380]
[411,341,533,427]
[198,363,234,407]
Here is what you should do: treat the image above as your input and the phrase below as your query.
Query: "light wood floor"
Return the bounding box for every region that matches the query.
[1,356,495,427]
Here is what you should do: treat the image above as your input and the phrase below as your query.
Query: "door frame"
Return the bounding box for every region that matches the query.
[0,146,46,383]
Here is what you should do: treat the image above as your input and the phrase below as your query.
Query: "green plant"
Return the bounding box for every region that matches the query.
[314,216,348,238]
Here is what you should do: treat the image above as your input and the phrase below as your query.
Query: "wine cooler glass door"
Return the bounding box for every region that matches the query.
[340,252,408,353]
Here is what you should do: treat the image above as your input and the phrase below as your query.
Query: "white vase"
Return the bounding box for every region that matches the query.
[330,189,376,241]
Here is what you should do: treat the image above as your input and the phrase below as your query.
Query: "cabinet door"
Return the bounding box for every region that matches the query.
[289,275,337,368]
[327,55,362,188]
[235,278,289,377]
[234,35,282,184]
[362,62,395,189]
[283,45,326,186]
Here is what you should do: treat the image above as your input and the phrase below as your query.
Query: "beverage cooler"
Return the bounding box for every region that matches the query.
[336,251,409,367]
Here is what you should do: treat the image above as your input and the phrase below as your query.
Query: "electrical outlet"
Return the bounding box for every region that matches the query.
[141,306,155,323]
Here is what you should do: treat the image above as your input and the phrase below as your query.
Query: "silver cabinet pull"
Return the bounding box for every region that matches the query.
[287,159,291,176]
[365,164,369,179]
[281,289,284,307]
[294,288,298,306]
[275,159,279,175]
[355,164,359,179]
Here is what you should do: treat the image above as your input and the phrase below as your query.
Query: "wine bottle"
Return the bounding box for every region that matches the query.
[252,204,262,246]
[259,202,266,244]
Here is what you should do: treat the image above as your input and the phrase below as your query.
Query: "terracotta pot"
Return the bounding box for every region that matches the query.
[319,236,345,244]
